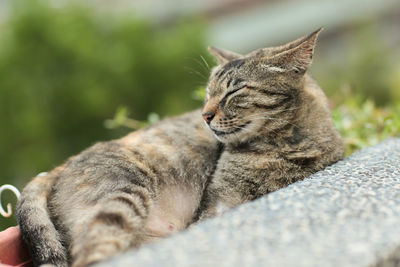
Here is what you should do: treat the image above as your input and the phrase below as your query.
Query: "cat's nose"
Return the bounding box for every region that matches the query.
[202,111,215,124]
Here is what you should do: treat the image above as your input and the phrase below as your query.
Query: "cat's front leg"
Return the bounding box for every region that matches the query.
[198,180,239,221]
[198,194,235,221]
[197,186,219,220]
[198,200,228,220]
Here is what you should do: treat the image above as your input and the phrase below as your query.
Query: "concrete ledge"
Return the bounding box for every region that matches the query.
[98,138,400,267]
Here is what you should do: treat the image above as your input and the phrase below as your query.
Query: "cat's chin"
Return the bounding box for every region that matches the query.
[210,128,251,144]
[208,121,261,144]
[213,132,253,145]
[208,121,256,144]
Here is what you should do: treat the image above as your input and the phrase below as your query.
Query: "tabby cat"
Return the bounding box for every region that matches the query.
[17,111,221,267]
[17,29,343,267]
[198,29,344,219]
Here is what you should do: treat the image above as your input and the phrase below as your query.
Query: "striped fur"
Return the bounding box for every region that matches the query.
[17,110,221,267]
[198,29,344,219]
[17,29,344,266]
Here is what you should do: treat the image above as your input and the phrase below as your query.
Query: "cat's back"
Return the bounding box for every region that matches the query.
[52,108,219,202]
[119,109,217,167]
[55,109,217,193]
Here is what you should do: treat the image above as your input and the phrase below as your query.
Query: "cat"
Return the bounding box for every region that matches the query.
[17,28,344,267]
[197,29,344,219]
[16,110,222,267]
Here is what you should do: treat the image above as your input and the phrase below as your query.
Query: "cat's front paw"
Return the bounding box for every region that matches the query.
[198,201,230,221]
[215,201,230,215]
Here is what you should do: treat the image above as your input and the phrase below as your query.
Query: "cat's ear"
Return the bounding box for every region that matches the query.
[265,28,322,74]
[208,46,242,65]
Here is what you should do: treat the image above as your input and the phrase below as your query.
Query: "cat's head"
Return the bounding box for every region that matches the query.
[202,29,322,144]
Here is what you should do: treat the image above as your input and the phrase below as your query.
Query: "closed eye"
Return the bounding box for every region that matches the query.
[226,85,247,97]
[220,85,247,107]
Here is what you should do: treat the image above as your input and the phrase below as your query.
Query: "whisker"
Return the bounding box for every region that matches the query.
[187,56,210,74]
[213,122,253,135]
[200,55,211,70]
[184,66,207,80]
[230,124,253,134]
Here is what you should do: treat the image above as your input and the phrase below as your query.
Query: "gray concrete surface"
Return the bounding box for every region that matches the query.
[97,138,400,267]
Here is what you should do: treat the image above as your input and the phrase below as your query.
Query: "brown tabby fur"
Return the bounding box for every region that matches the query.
[16,29,343,267]
[17,110,221,267]
[198,29,344,219]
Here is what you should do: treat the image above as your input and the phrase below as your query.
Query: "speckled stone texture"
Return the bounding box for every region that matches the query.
[97,138,400,267]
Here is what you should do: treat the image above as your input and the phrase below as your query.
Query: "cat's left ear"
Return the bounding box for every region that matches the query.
[208,46,242,65]
[265,28,322,74]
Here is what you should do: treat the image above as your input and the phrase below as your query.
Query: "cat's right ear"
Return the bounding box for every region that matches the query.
[208,46,242,65]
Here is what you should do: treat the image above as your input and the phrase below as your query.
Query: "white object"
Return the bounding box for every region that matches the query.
[0,184,21,218]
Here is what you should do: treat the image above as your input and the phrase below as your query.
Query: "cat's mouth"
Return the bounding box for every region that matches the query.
[210,121,250,137]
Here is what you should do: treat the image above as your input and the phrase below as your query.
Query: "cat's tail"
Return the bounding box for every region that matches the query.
[16,165,68,267]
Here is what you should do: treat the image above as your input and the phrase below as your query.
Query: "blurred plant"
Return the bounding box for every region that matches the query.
[192,86,207,101]
[390,65,400,100]
[333,98,400,156]
[106,85,206,131]
[104,106,160,130]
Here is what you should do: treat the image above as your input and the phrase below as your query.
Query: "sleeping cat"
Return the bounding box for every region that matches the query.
[198,29,344,219]
[17,29,343,267]
[16,110,221,267]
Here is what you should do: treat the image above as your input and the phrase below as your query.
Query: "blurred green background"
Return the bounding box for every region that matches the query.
[1,0,399,229]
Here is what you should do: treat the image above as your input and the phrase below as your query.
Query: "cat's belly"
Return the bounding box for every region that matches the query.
[144,185,200,241]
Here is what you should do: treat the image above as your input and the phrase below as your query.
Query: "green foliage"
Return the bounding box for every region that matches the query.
[192,86,207,101]
[333,99,400,156]
[104,106,160,130]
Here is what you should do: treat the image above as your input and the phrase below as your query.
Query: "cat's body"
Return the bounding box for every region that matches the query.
[198,29,344,218]
[17,29,344,267]
[17,110,221,267]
